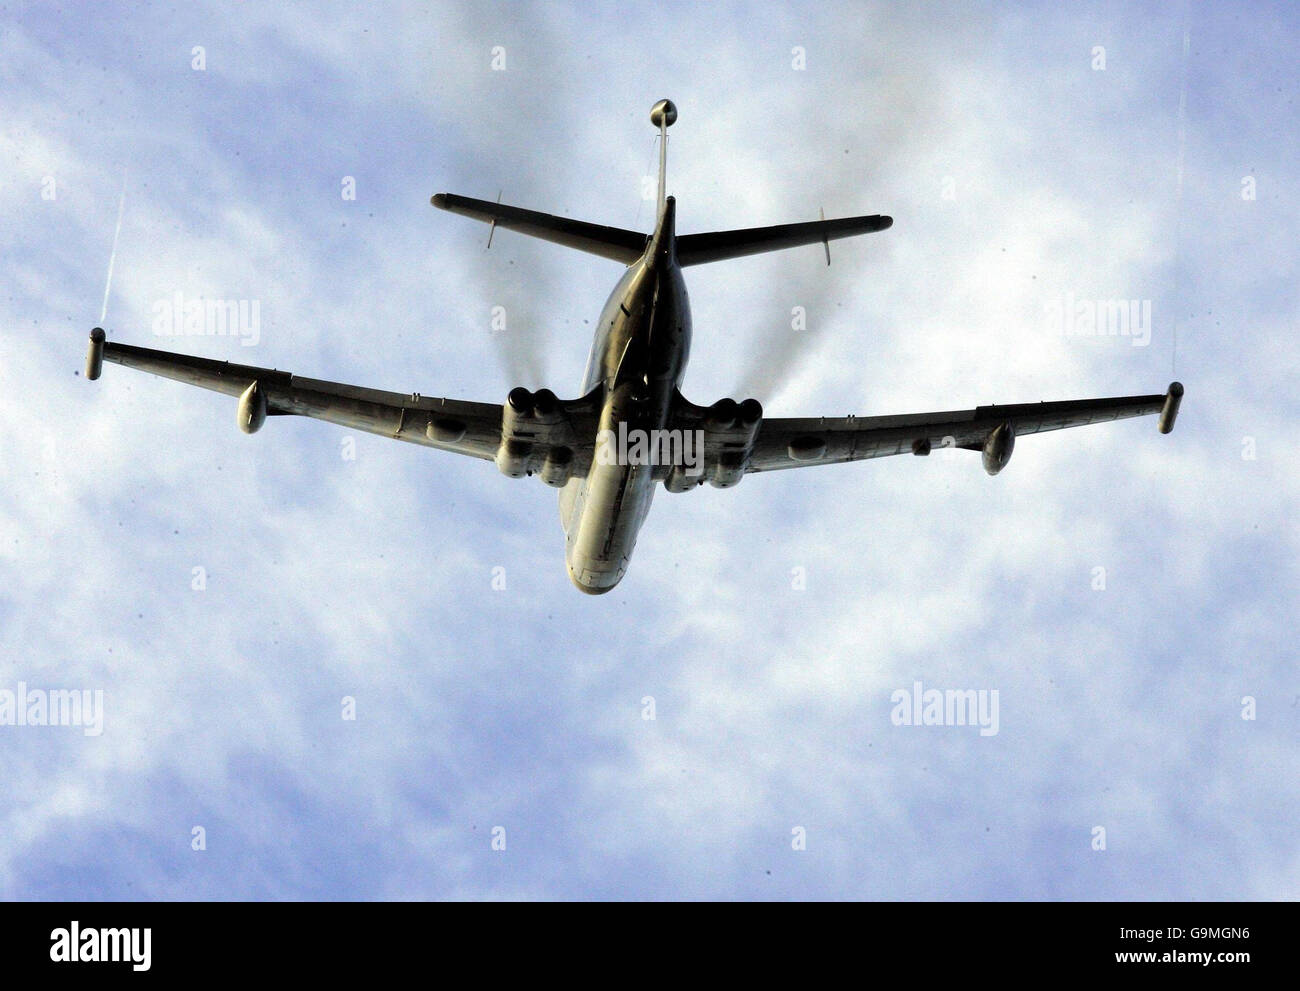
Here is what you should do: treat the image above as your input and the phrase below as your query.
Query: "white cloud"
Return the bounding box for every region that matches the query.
[1,0,1296,900]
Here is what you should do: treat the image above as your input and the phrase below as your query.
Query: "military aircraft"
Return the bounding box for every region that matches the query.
[85,99,1183,594]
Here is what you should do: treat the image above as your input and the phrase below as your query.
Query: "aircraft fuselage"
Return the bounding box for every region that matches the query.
[560,199,690,594]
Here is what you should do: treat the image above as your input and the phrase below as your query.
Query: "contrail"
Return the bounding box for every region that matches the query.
[99,172,127,325]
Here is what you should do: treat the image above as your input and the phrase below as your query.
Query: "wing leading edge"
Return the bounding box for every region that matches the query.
[88,333,504,461]
[745,384,1184,475]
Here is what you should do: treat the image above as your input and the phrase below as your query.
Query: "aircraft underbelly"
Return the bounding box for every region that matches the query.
[563,460,654,593]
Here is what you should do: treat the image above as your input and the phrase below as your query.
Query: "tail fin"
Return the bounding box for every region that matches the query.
[675,213,893,266]
[431,193,647,263]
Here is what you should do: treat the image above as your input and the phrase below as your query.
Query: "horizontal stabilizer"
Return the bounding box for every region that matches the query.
[676,213,892,266]
[432,193,648,263]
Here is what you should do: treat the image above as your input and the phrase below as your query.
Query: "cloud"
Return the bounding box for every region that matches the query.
[1,0,1296,900]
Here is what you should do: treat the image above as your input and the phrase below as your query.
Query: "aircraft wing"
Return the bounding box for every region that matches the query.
[89,335,504,461]
[746,385,1184,474]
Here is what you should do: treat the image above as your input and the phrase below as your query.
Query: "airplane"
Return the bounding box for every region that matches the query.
[85,99,1184,595]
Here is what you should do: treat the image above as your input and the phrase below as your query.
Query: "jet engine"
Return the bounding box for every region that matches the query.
[495,386,577,484]
[695,396,763,488]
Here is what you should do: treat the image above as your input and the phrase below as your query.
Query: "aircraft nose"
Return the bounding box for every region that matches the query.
[566,558,624,595]
[570,574,615,595]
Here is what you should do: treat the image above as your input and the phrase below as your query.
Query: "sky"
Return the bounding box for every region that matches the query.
[1,0,1296,899]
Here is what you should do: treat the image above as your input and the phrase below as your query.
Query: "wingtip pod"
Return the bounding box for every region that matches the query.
[430,193,448,209]
[1158,381,1184,434]
[85,328,106,380]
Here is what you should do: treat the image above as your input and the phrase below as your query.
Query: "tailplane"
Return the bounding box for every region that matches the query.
[431,193,647,263]
[675,213,892,266]
[432,98,892,268]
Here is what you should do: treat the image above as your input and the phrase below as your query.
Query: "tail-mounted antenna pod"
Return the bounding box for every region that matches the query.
[651,100,677,215]
[650,99,677,129]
